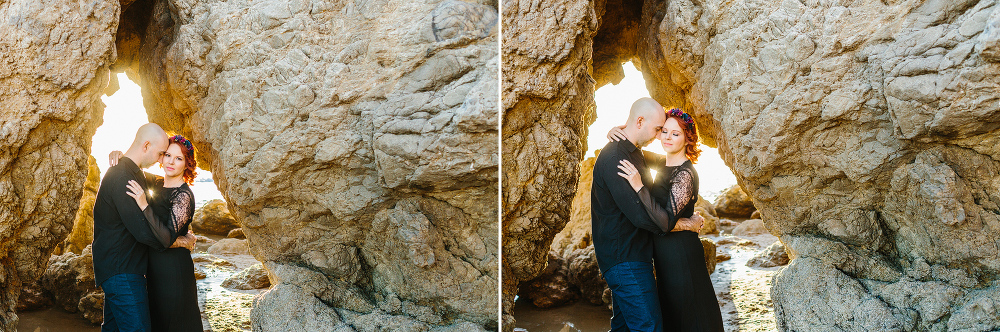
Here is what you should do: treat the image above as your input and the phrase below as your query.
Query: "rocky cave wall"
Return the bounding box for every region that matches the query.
[127,0,500,330]
[2,0,499,330]
[503,0,1000,330]
[0,0,118,329]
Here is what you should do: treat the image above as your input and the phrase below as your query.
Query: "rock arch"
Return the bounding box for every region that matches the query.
[1,0,498,330]
[502,0,1000,330]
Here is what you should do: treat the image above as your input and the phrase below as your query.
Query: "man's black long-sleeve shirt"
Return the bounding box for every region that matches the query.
[591,139,669,274]
[92,157,173,286]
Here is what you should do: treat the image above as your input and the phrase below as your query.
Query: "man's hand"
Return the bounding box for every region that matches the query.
[672,212,705,233]
[169,231,197,250]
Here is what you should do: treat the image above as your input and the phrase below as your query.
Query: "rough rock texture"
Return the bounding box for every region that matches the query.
[228,228,247,239]
[223,263,272,290]
[38,245,103,324]
[733,219,771,237]
[14,280,51,312]
[55,156,101,255]
[517,253,577,308]
[701,237,717,276]
[208,238,252,256]
[714,185,756,218]
[124,0,499,329]
[695,196,720,235]
[191,199,241,235]
[504,0,1000,330]
[747,241,790,268]
[0,0,115,328]
[40,246,98,314]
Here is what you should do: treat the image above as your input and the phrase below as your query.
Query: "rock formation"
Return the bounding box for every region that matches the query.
[504,0,1000,330]
[0,0,116,328]
[55,156,102,255]
[3,0,498,329]
[713,184,756,218]
[191,199,241,235]
[747,241,790,269]
[133,0,498,329]
[40,245,104,324]
[223,263,272,290]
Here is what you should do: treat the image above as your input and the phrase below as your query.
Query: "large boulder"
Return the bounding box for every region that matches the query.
[747,241,790,268]
[503,0,1000,330]
[517,252,577,308]
[127,0,500,328]
[0,0,114,327]
[732,219,770,237]
[713,185,756,218]
[191,199,241,236]
[208,238,251,256]
[223,263,272,290]
[40,246,98,314]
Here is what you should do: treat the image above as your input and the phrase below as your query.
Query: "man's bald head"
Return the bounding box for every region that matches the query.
[124,123,169,169]
[624,97,666,147]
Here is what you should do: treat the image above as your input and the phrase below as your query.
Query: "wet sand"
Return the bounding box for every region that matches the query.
[17,307,100,332]
[514,227,781,332]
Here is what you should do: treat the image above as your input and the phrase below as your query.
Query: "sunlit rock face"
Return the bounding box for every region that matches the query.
[504,0,1000,330]
[126,0,499,329]
[0,0,117,329]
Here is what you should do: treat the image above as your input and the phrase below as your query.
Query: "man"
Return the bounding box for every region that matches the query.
[92,123,195,332]
[591,98,703,332]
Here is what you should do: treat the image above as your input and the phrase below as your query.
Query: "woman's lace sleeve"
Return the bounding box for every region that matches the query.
[170,190,195,233]
[668,169,695,216]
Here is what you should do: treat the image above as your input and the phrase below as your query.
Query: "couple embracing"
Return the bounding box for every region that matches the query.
[92,123,203,332]
[592,98,724,332]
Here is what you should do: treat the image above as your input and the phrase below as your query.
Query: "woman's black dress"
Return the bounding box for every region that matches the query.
[146,178,202,331]
[638,158,724,332]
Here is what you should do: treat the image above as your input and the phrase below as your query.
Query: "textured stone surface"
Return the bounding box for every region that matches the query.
[227,228,246,239]
[714,185,756,218]
[191,199,241,235]
[0,0,116,327]
[747,241,790,268]
[517,253,577,308]
[55,156,101,255]
[223,263,272,290]
[126,0,499,328]
[504,0,1000,330]
[733,219,770,237]
[40,246,98,314]
[4,0,497,329]
[208,238,251,256]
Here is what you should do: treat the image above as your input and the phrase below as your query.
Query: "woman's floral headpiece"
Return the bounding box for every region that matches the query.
[171,135,194,152]
[667,108,695,131]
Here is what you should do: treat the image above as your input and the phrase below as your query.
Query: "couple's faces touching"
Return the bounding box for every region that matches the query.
[140,136,186,178]
[139,135,169,169]
[636,110,665,147]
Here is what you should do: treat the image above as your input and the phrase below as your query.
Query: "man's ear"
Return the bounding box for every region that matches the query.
[142,141,150,153]
[635,116,645,129]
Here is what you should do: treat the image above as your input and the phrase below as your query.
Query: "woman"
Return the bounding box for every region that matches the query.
[609,108,724,331]
[112,134,203,331]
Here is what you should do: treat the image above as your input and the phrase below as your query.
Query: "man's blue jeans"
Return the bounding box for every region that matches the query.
[604,261,662,332]
[101,273,151,332]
